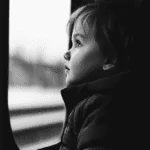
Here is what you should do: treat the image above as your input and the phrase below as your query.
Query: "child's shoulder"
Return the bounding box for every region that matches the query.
[68,92,112,134]
[84,93,111,108]
[75,93,104,110]
[73,92,111,120]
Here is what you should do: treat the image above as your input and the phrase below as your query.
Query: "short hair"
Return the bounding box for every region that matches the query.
[67,1,141,70]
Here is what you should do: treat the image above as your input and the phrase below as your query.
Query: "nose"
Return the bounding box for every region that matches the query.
[64,51,70,61]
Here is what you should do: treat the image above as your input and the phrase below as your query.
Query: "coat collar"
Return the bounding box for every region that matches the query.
[61,70,131,115]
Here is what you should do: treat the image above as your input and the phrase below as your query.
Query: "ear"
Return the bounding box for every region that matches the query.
[102,58,116,71]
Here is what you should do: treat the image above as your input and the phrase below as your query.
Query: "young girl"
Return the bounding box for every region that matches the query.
[58,1,140,150]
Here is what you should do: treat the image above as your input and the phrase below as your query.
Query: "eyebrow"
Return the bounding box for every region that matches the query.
[73,33,87,39]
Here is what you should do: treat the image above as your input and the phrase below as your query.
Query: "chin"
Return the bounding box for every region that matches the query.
[65,77,72,87]
[66,79,85,87]
[65,77,78,87]
[65,80,74,87]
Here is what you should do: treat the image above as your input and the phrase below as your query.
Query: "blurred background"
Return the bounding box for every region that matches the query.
[8,0,70,149]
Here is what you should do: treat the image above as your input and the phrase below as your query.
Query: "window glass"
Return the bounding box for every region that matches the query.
[9,0,70,149]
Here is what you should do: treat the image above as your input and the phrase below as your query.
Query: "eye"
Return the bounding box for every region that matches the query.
[75,39,82,47]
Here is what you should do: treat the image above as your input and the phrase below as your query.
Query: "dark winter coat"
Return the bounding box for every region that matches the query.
[59,71,135,150]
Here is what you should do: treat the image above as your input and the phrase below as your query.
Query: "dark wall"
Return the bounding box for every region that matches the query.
[1,0,20,149]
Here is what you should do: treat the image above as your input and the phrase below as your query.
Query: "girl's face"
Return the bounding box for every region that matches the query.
[64,20,105,86]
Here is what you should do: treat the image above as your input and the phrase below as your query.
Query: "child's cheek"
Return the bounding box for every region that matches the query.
[70,54,86,77]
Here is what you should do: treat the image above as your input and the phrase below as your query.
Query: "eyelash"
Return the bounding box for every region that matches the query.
[75,39,82,47]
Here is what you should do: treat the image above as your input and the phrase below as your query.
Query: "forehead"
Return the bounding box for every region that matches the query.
[72,17,96,39]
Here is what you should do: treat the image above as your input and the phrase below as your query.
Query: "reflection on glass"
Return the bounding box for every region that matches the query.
[9,0,70,149]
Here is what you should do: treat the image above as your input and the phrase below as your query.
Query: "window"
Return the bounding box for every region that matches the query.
[9,0,70,149]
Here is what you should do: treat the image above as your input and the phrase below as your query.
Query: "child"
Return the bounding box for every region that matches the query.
[59,1,140,150]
